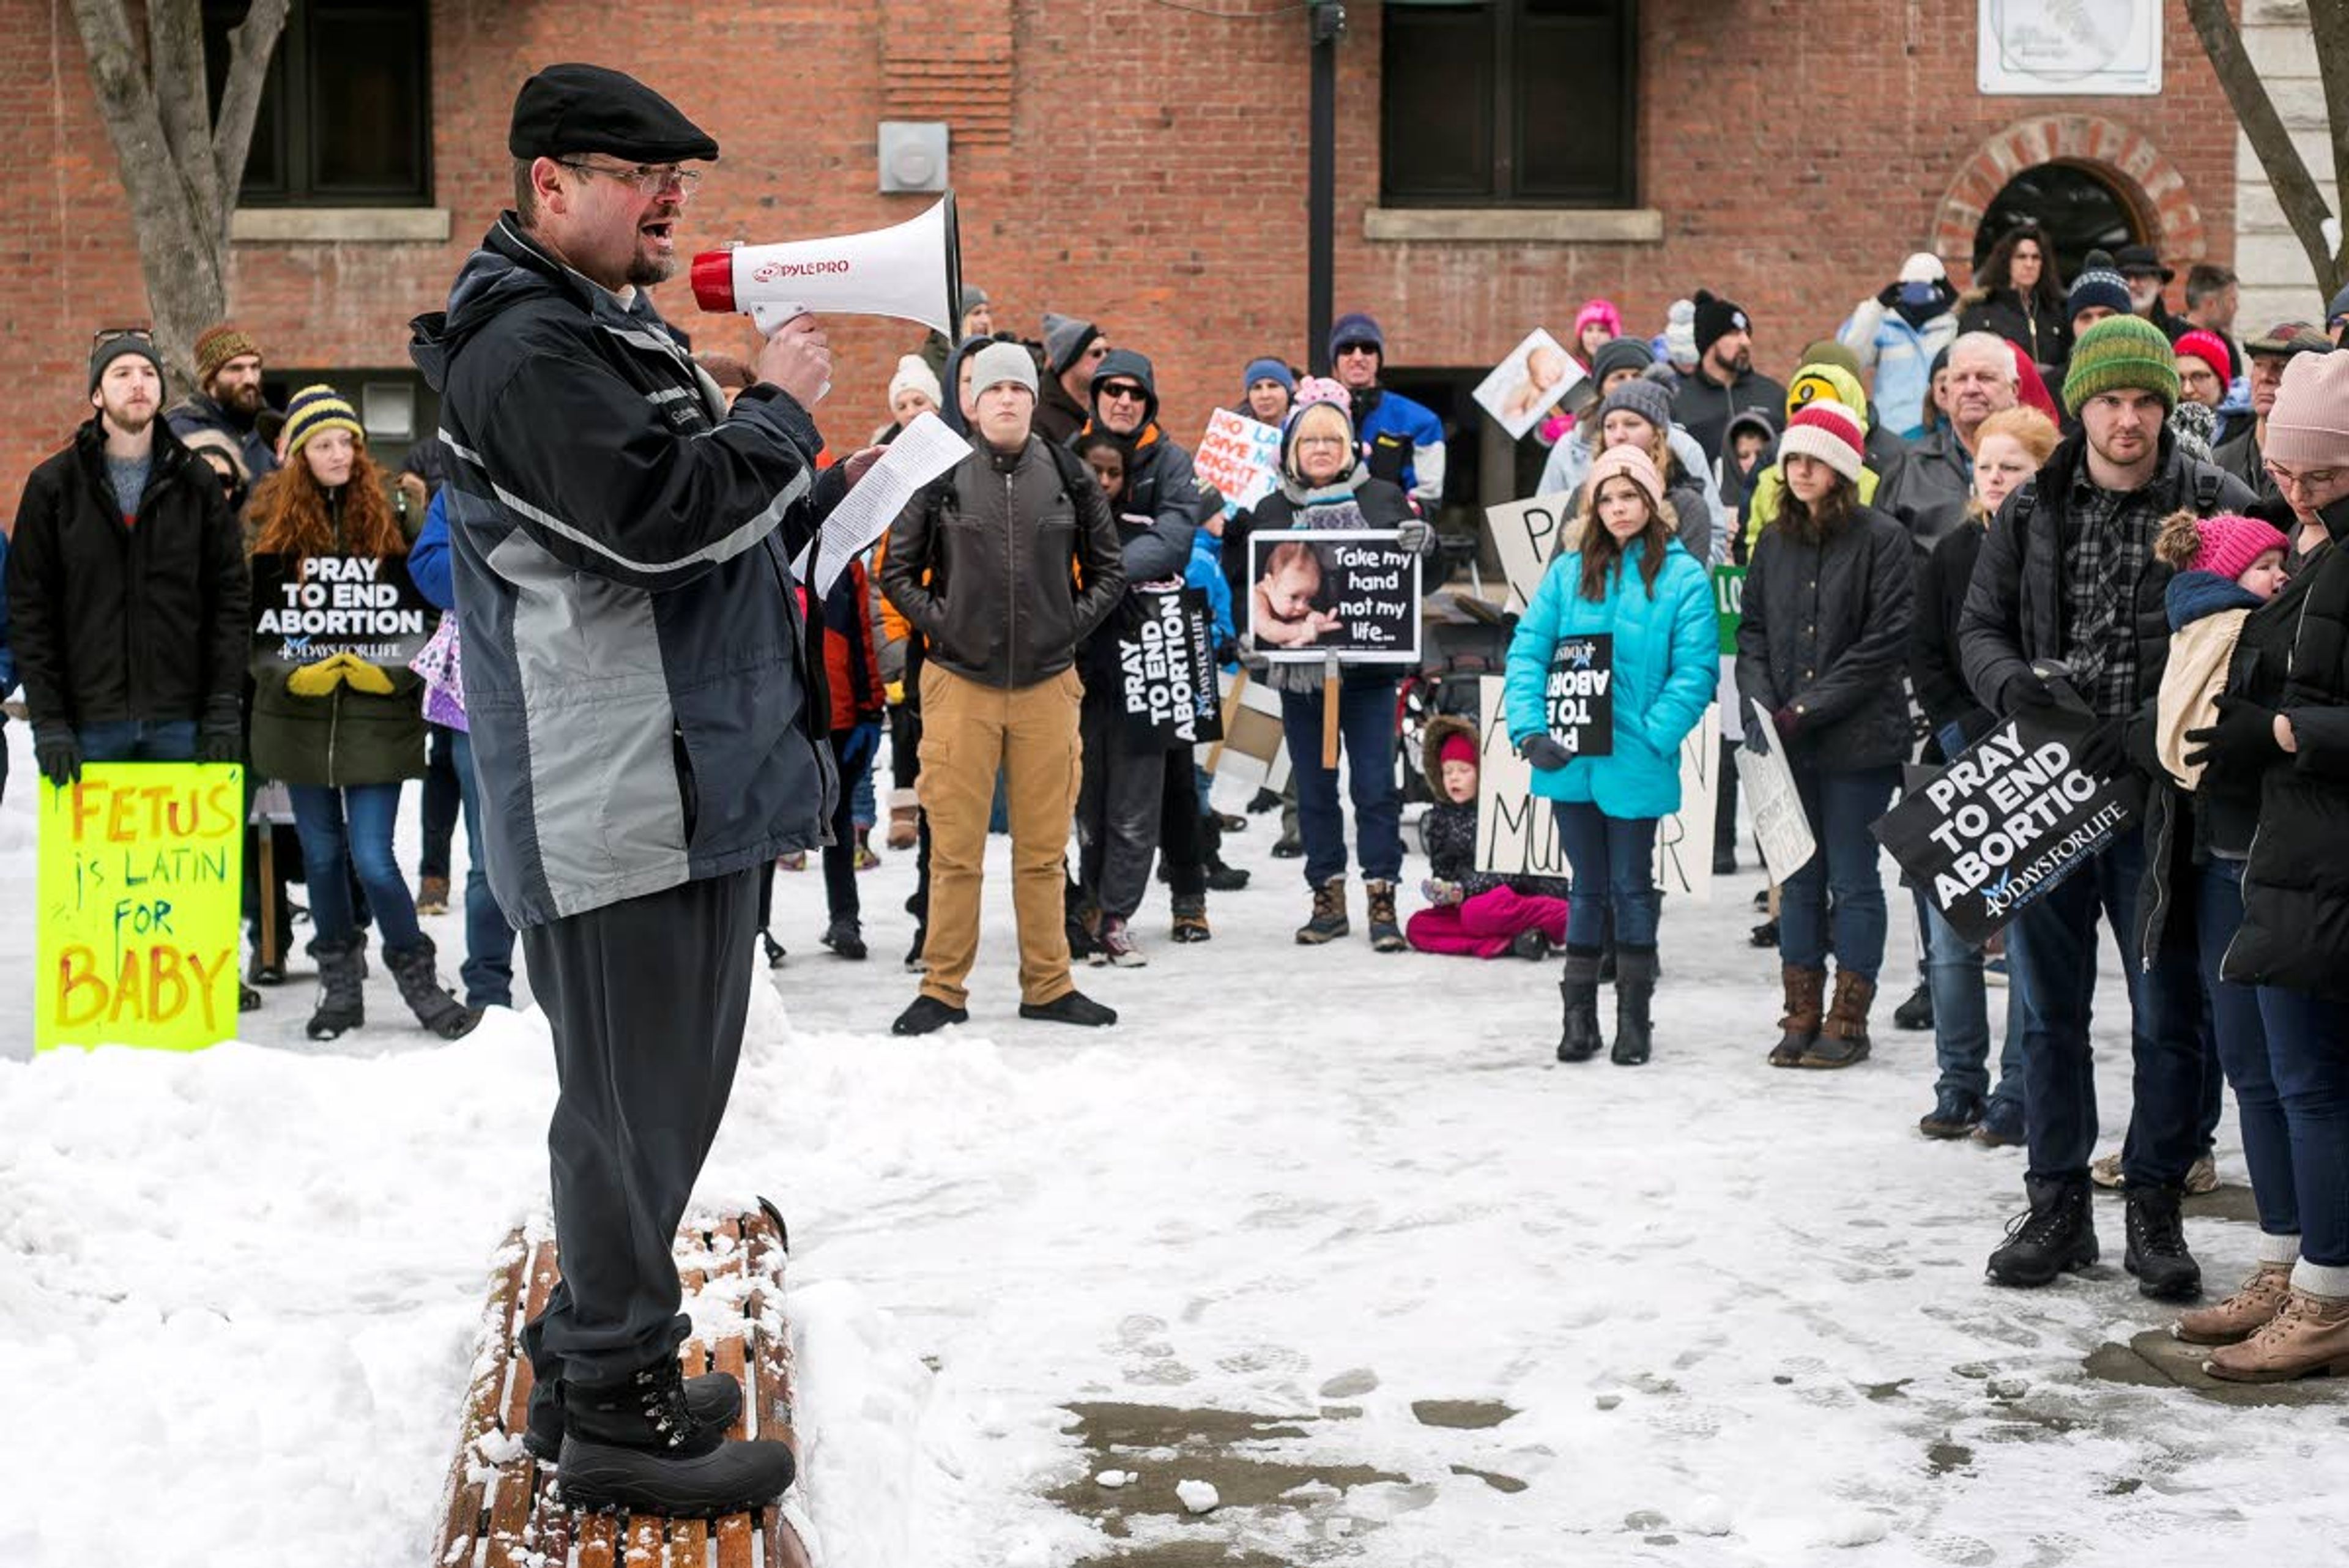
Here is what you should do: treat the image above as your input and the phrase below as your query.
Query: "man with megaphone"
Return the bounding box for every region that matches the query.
[410,63,879,1520]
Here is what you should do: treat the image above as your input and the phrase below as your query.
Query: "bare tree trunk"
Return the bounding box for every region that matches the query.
[2184,0,2348,296]
[65,0,288,393]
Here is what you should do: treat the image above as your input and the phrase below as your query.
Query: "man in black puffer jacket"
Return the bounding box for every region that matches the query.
[1958,315,2255,1302]
[10,332,248,786]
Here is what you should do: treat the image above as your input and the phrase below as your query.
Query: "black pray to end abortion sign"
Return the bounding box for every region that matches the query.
[1544,634,1614,757]
[1244,529,1422,665]
[1119,587,1224,748]
[251,554,435,667]
[1871,704,2146,946]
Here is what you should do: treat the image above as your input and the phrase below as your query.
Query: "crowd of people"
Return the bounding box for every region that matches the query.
[10,65,2349,1510]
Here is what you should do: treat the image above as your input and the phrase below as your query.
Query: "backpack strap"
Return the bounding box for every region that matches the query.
[2191,466,2223,518]
[1042,439,1093,507]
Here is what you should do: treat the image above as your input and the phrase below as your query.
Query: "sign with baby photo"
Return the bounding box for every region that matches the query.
[1119,587,1223,748]
[251,553,436,667]
[1485,491,1577,613]
[1244,530,1422,665]
[1194,408,1283,515]
[1472,327,1587,441]
[1872,703,2145,946]
[1544,635,1614,757]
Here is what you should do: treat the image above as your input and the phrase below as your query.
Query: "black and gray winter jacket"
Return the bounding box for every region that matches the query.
[408,215,845,929]
[1734,502,1916,771]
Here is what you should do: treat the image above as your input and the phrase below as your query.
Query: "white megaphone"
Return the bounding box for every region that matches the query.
[691,194,962,340]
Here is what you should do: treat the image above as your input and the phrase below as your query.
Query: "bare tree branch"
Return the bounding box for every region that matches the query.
[2309,0,2349,283]
[148,0,221,242]
[2184,0,2343,294]
[211,0,289,233]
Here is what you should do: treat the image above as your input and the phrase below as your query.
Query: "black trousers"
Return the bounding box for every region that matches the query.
[1159,748,1206,899]
[521,867,757,1385]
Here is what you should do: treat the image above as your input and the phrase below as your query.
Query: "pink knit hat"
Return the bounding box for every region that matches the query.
[2186,513,2290,582]
[1585,441,1666,516]
[1573,298,1624,342]
[2266,350,2349,470]
[1777,399,1867,483]
[2174,329,2233,385]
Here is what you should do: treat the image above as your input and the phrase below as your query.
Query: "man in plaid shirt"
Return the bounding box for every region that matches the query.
[1958,314,2255,1301]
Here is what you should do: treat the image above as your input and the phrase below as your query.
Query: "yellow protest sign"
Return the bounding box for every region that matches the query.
[35,763,245,1053]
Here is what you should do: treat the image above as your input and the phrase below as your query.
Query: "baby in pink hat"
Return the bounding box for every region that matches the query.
[2153,509,2291,787]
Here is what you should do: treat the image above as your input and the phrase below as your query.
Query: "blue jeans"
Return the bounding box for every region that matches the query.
[288,782,421,953]
[1278,679,1403,887]
[1777,764,1899,982]
[2005,825,2204,1187]
[77,718,196,763]
[1554,803,1659,950]
[450,731,516,1008]
[2196,861,2290,1234]
[2259,986,2349,1267]
[1926,903,2025,1111]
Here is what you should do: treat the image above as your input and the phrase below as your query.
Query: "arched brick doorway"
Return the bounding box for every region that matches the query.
[1932,115,2206,282]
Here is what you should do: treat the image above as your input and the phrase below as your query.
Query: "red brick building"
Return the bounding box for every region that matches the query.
[6,0,2238,517]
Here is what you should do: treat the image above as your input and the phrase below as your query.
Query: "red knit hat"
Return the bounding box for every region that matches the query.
[1777,399,1866,483]
[1438,731,1478,768]
[2186,513,2290,583]
[2174,329,2234,385]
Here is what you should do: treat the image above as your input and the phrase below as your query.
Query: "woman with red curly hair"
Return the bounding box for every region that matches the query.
[247,385,475,1043]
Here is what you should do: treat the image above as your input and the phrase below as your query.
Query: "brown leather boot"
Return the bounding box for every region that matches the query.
[2203,1287,2349,1382]
[1800,972,1876,1068]
[2173,1263,2294,1347]
[1770,965,1827,1067]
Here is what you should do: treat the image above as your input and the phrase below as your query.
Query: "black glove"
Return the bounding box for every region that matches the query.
[2183,696,2283,774]
[1520,734,1575,771]
[198,724,243,765]
[34,730,82,789]
[2074,718,2129,782]
[1876,281,1902,308]
[2000,670,2062,717]
[1741,726,1770,756]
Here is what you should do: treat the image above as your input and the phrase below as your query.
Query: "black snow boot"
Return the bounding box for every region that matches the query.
[557,1359,795,1518]
[821,916,867,961]
[305,939,365,1041]
[384,937,481,1040]
[1556,949,1603,1063]
[1611,945,1658,1066]
[1203,852,1250,892]
[1986,1175,2099,1287]
[760,931,788,968]
[1296,877,1349,945]
[1019,989,1119,1027]
[1364,880,1406,953]
[891,995,967,1035]
[521,1318,746,1462]
[2124,1183,2203,1302]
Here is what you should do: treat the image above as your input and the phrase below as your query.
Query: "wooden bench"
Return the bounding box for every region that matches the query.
[432,1204,816,1568]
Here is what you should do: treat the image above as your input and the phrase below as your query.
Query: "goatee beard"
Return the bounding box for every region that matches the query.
[627,253,678,288]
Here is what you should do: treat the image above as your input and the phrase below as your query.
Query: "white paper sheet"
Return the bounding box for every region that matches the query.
[792,412,971,595]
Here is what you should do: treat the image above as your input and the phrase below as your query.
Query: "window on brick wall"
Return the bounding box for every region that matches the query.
[1380,0,1636,209]
[203,0,432,206]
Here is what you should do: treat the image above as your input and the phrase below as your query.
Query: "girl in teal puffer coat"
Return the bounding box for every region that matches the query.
[1505,443,1719,1066]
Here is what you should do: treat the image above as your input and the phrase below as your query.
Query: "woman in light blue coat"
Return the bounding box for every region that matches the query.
[1506,442,1719,1066]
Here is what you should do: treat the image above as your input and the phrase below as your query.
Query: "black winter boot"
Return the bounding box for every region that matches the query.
[2124,1183,2203,1301]
[1611,945,1658,1066]
[1296,877,1348,945]
[1987,1175,2099,1287]
[384,936,481,1041]
[521,1319,746,1462]
[557,1358,796,1518]
[821,916,867,960]
[1556,950,1603,1063]
[1364,880,1406,953]
[305,939,365,1041]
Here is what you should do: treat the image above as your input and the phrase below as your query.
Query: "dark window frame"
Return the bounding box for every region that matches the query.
[204,0,433,207]
[1379,0,1638,210]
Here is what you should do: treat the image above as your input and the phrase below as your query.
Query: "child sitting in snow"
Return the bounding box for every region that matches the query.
[2153,509,2291,790]
[1406,716,1572,960]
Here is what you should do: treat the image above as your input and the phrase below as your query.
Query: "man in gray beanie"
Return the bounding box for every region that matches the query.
[1035,311,1109,444]
[881,338,1127,1036]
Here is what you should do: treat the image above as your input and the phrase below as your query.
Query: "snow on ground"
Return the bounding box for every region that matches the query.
[2,730,2343,1565]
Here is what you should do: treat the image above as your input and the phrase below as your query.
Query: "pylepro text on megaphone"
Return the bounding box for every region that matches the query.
[691,195,962,339]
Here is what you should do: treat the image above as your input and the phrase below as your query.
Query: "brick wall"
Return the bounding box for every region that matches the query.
[3,0,2240,510]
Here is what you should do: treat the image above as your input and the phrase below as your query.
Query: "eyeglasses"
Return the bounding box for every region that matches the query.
[1334,341,1379,358]
[1097,383,1147,403]
[2265,463,2342,496]
[556,159,702,195]
[1294,434,1351,448]
[91,325,154,351]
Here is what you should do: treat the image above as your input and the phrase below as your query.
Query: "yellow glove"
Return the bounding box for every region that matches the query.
[340,657,395,696]
[286,656,349,697]
[885,680,905,706]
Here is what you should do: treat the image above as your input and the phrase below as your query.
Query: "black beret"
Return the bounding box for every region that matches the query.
[508,64,719,163]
